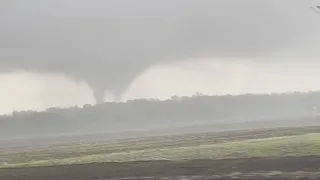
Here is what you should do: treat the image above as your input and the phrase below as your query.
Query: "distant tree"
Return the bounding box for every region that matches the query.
[1,91,320,137]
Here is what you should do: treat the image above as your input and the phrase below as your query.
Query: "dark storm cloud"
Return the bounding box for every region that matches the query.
[1,0,320,102]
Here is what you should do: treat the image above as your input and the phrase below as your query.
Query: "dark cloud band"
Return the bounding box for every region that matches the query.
[0,0,319,103]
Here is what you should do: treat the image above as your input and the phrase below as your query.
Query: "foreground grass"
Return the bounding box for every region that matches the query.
[105,171,320,179]
[1,126,318,164]
[1,133,319,168]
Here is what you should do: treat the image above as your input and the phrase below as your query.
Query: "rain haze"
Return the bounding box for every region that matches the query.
[2,2,320,179]
[1,0,320,114]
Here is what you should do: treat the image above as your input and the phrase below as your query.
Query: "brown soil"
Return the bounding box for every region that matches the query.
[0,156,319,180]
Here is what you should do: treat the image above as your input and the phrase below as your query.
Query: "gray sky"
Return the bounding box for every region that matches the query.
[1,0,320,114]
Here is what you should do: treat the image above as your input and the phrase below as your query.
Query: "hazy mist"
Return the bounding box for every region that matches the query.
[3,60,320,115]
[1,0,320,114]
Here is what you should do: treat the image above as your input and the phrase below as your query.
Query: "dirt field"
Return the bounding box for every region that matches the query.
[0,156,319,180]
[1,126,320,180]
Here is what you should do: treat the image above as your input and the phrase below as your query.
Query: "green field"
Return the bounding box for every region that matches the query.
[0,127,320,168]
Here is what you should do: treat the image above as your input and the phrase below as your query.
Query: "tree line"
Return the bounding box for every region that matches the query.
[0,91,320,137]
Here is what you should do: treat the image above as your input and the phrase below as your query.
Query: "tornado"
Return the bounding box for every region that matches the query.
[1,0,320,104]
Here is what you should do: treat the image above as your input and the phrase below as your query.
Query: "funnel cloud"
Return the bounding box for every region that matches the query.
[1,0,320,103]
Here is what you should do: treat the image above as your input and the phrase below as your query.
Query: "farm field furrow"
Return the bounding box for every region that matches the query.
[0,126,320,180]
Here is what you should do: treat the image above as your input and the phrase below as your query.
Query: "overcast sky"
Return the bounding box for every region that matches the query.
[1,0,320,114]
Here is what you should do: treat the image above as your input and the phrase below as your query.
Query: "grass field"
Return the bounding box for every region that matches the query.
[1,126,320,180]
[1,126,319,168]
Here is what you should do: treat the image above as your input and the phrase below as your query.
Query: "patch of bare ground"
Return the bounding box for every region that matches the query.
[0,156,319,180]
